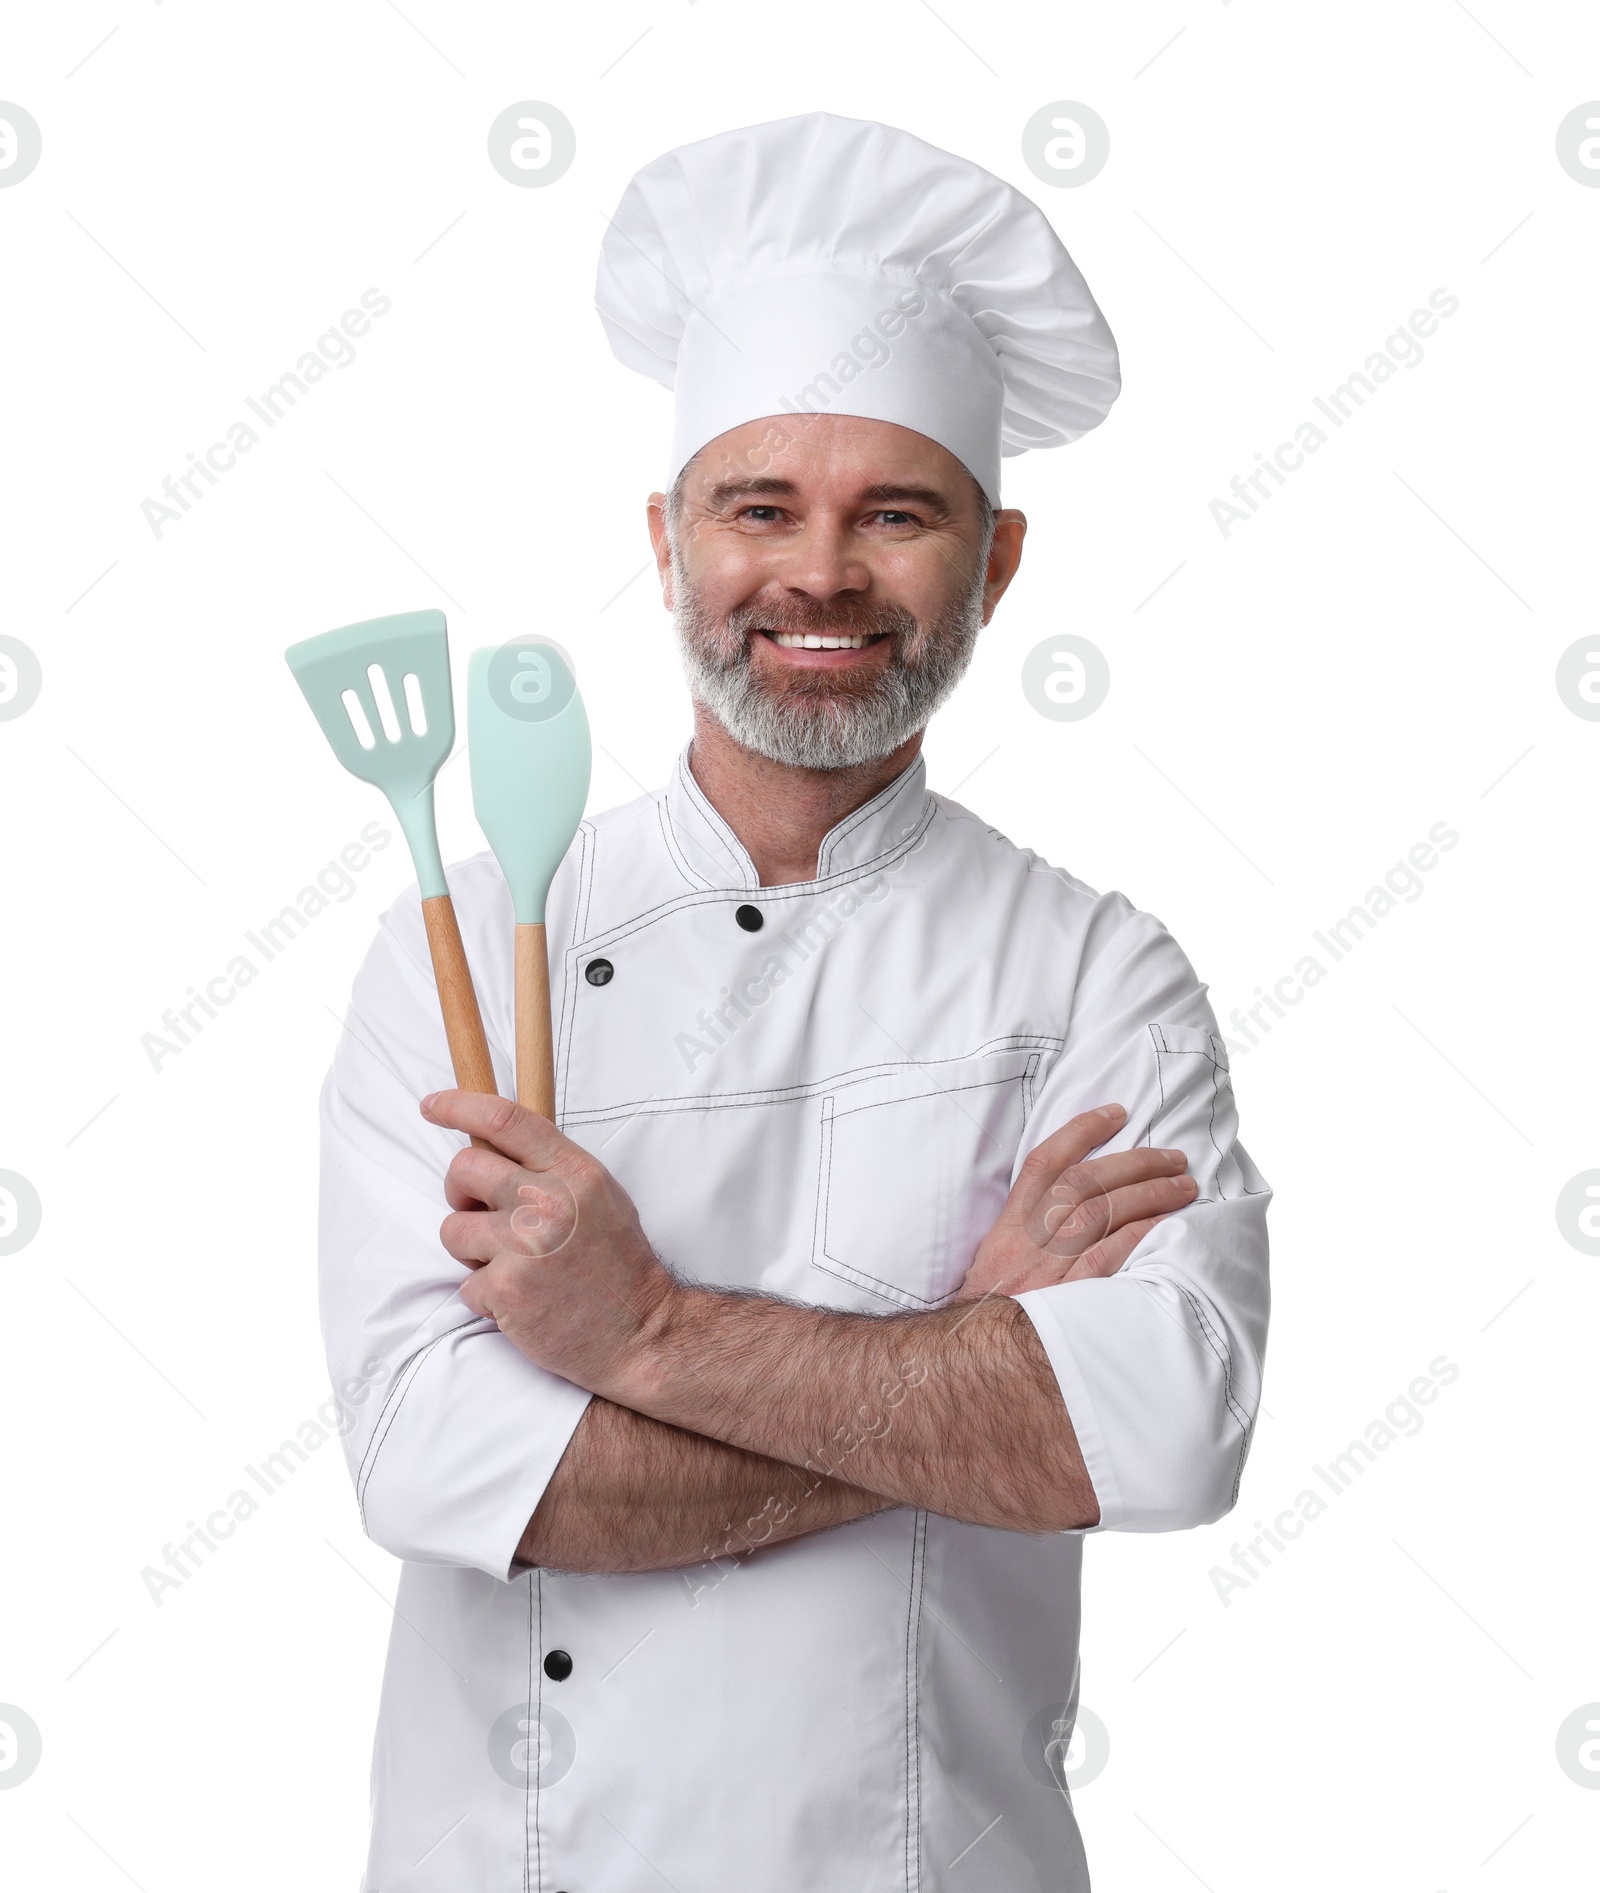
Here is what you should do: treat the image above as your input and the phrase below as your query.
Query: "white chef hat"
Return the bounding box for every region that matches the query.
[595,112,1120,507]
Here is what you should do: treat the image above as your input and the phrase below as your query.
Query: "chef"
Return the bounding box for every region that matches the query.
[320,113,1270,1891]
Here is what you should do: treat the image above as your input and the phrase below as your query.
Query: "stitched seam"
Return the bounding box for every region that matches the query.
[551,809,958,1132]
[812,1095,835,1284]
[1149,1026,1245,1201]
[1020,1049,1042,1128]
[830,1072,1030,1124]
[1184,1288,1251,1436]
[1231,1415,1254,1509]
[817,763,926,876]
[1205,1033,1229,1197]
[354,1320,480,1524]
[903,1511,927,1892]
[574,820,597,941]
[554,826,595,1126]
[354,1354,422,1513]
[558,939,580,1129]
[811,1254,950,1309]
[670,751,756,885]
[567,1056,1059,1125]
[1153,1047,1231,1076]
[825,772,909,865]
[657,794,710,891]
[561,1036,1062,1127]
[531,1572,541,1892]
[914,1516,926,1892]
[814,1074,1031,1306]
[572,797,938,952]
[522,1575,531,1893]
[1187,1290,1246,1430]
[356,1349,427,1532]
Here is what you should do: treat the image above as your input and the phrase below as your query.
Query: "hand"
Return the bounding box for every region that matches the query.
[420,1089,676,1397]
[953,1103,1196,1302]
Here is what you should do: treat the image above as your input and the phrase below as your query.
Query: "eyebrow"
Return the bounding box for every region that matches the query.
[701,477,956,516]
[703,477,800,508]
[858,483,955,517]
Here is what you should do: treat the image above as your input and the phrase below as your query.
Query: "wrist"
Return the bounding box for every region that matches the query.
[608,1273,696,1416]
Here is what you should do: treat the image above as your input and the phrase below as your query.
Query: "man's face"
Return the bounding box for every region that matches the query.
[648,415,1025,771]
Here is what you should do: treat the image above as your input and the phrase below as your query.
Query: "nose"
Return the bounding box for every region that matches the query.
[772,513,871,603]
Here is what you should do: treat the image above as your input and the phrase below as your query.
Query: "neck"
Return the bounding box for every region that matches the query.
[686,703,922,886]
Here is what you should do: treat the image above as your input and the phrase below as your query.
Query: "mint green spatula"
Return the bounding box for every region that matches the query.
[285,609,499,1112]
[468,637,591,1119]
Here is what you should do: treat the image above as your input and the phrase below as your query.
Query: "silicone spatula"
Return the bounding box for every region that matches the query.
[285,610,499,1125]
[468,637,591,1119]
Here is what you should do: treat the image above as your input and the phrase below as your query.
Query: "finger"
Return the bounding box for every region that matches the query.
[444,1145,526,1213]
[439,1209,501,1266]
[1031,1149,1187,1239]
[1063,1213,1172,1282]
[422,1089,566,1169]
[1053,1147,1189,1200]
[458,1259,502,1322]
[1043,1174,1197,1252]
[1006,1105,1127,1222]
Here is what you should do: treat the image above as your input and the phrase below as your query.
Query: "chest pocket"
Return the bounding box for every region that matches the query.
[812,1045,1045,1309]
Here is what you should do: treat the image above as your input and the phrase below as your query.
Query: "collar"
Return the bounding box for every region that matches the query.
[661,743,932,891]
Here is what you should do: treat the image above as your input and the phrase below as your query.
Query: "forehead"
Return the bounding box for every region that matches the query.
[680,413,974,508]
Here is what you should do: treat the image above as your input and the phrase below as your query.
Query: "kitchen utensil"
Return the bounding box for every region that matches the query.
[285,610,499,1120]
[467,637,591,1118]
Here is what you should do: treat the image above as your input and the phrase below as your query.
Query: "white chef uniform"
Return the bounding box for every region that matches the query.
[320,749,1271,1891]
[319,110,1268,1892]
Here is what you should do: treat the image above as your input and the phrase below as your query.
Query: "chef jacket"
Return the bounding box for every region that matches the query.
[319,745,1271,1892]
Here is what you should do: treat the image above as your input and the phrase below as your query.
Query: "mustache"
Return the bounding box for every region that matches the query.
[725,597,922,644]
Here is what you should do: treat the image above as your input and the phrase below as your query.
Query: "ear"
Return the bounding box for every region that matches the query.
[646,491,675,609]
[982,510,1027,624]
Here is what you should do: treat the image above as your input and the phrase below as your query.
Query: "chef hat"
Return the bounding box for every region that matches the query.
[595,112,1119,506]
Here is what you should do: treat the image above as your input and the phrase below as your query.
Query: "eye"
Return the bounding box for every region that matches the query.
[871,509,917,527]
[738,505,784,522]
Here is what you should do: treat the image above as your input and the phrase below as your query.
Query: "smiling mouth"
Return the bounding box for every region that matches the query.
[760,630,890,650]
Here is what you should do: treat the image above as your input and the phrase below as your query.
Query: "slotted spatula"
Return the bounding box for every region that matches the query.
[285,610,499,1128]
[468,637,591,1119]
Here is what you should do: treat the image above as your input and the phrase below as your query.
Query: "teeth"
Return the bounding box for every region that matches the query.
[770,632,868,649]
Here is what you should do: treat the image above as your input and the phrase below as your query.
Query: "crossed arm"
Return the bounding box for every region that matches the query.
[420,1092,1197,1575]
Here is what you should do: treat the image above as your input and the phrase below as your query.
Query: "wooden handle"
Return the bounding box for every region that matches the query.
[515,921,556,1120]
[421,895,498,1147]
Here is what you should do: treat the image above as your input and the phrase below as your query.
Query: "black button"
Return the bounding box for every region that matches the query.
[544,1649,573,1682]
[584,958,614,986]
[734,904,764,932]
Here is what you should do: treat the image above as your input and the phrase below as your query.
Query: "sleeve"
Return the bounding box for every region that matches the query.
[1014,895,1271,1534]
[317,892,592,1580]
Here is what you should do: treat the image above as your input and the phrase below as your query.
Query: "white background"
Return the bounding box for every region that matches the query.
[2,3,1597,1888]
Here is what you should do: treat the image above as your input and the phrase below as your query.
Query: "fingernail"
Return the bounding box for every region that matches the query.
[420,1092,439,1112]
[1097,1104,1125,1119]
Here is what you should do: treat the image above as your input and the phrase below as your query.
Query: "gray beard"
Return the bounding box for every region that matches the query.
[671,547,988,771]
